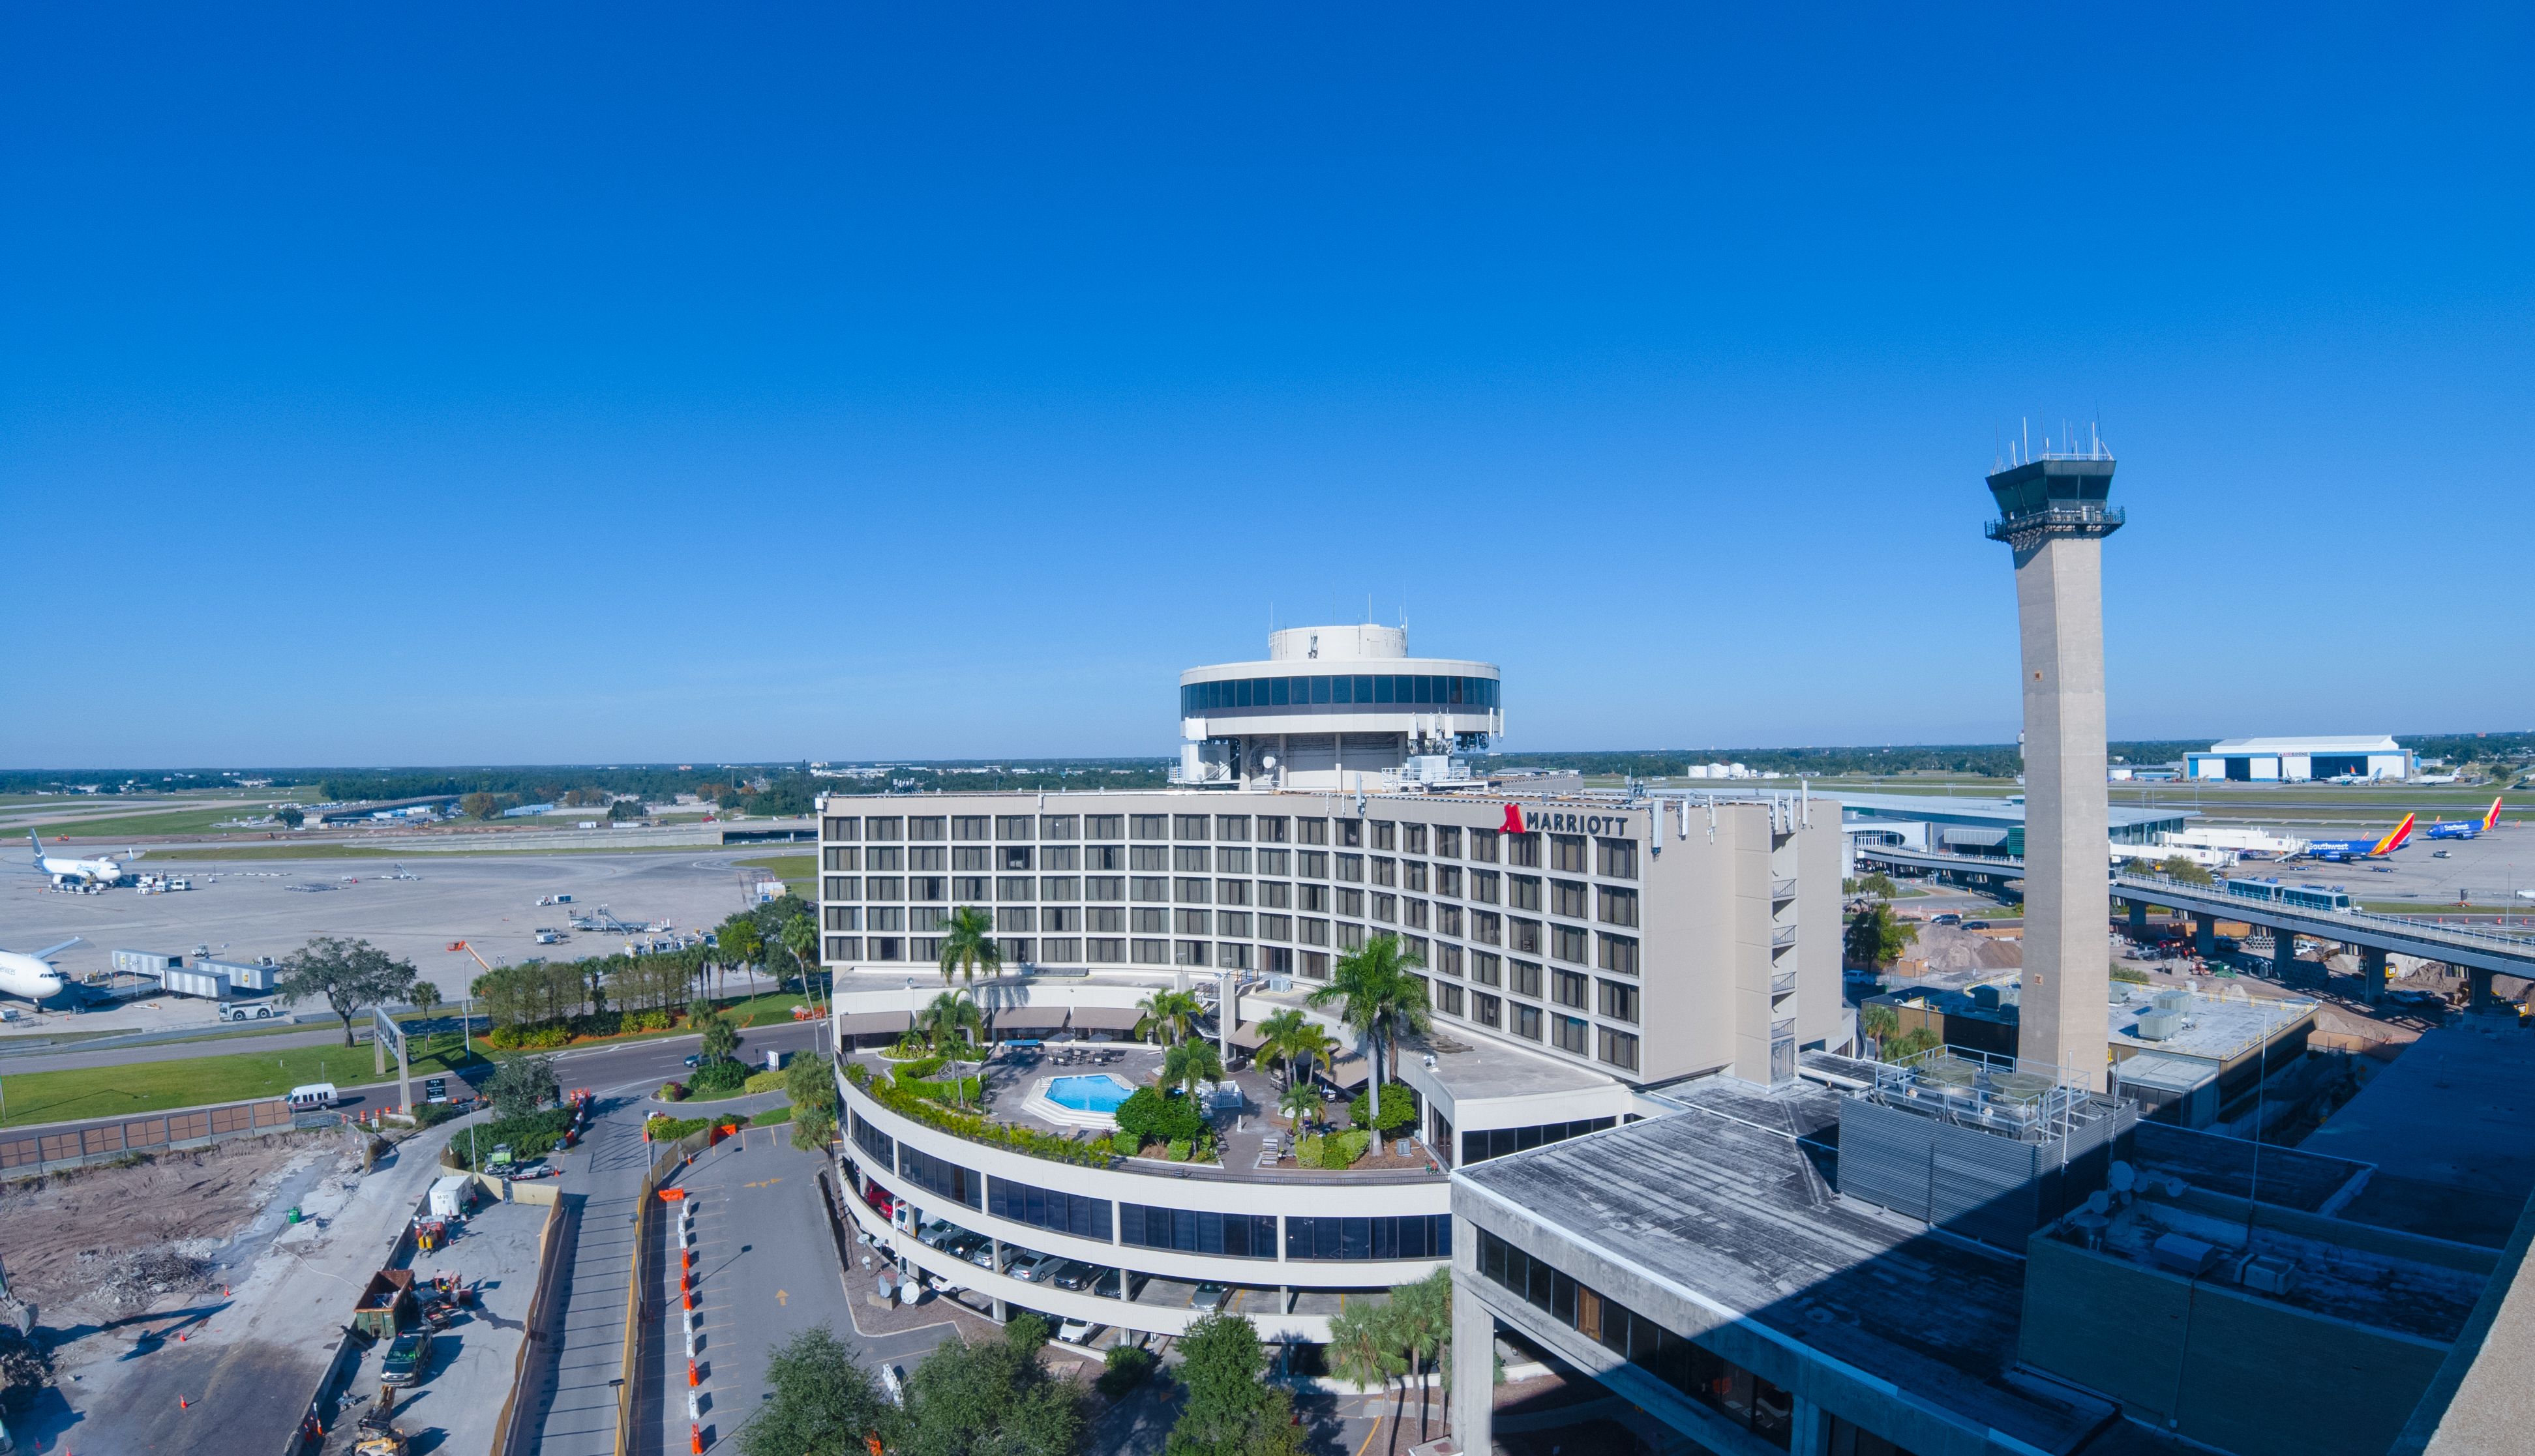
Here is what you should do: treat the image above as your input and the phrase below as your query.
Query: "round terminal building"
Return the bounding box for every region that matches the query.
[1177,625,1501,789]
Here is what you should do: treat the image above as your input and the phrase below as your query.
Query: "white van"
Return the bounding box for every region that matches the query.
[287,1082,340,1112]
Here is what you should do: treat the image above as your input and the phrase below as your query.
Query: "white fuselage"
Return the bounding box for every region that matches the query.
[0,952,66,1002]
[40,854,128,885]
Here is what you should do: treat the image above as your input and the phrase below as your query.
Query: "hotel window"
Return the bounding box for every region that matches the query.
[1297,818,1328,846]
[1507,875,1541,911]
[908,846,946,872]
[1256,816,1290,843]
[989,1177,1111,1240]
[1042,846,1080,872]
[1402,934,1428,962]
[1597,934,1640,976]
[1336,854,1364,884]
[953,846,989,872]
[1257,848,1290,876]
[1435,825,1461,858]
[1370,820,1396,850]
[1550,880,1587,918]
[1513,1004,1542,1041]
[869,937,904,960]
[1300,918,1330,946]
[994,814,1032,840]
[1336,888,1363,918]
[1550,834,1587,872]
[1173,846,1208,872]
[1086,814,1123,840]
[1083,844,1123,873]
[1216,912,1252,938]
[1218,942,1250,970]
[822,816,860,841]
[1552,1014,1588,1054]
[1300,884,1330,913]
[1131,845,1167,872]
[1217,879,1251,906]
[866,877,905,901]
[996,908,1034,933]
[1372,894,1395,923]
[1403,861,1428,893]
[1337,820,1362,849]
[997,876,1034,902]
[951,816,989,841]
[1088,906,1124,933]
[1404,899,1427,929]
[1468,828,1497,863]
[952,876,989,901]
[1175,814,1210,840]
[1259,881,1291,909]
[1598,980,1640,1024]
[909,877,947,902]
[1473,993,1501,1029]
[866,846,904,872]
[1404,824,1428,854]
[897,1145,980,1209]
[1437,983,1465,1016]
[1175,878,1211,904]
[1301,951,1329,979]
[1552,970,1588,1009]
[912,936,943,961]
[1259,914,1291,942]
[1510,959,1542,998]
[1471,911,1501,945]
[1284,1214,1452,1262]
[1435,865,1462,898]
[1039,874,1080,901]
[1133,907,1169,933]
[1131,814,1169,840]
[1437,904,1463,937]
[1337,923,1365,951]
[1122,1206,1277,1258]
[1042,938,1086,964]
[1471,952,1502,988]
[1597,1028,1640,1071]
[1000,846,1034,871]
[1436,945,1463,979]
[1550,925,1587,963]
[1505,832,1540,868]
[1132,938,1170,964]
[1216,814,1250,840]
[1131,876,1168,902]
[1042,814,1079,839]
[909,817,945,841]
[865,816,903,840]
[1299,850,1329,879]
[1175,909,1210,935]
[823,846,860,871]
[1216,847,1250,873]
[823,876,860,901]
[1471,870,1501,904]
[1041,906,1081,932]
[1597,887,1639,927]
[1595,838,1637,879]
[1509,918,1542,955]
[824,907,860,931]
[1370,857,1396,887]
[1175,940,1210,966]
[1088,937,1126,962]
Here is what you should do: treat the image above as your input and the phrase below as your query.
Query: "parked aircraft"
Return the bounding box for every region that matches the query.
[25,831,140,887]
[2425,797,2504,840]
[0,939,74,1003]
[2305,814,2415,863]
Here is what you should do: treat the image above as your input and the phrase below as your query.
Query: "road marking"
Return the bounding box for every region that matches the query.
[743,1176,783,1189]
[775,1289,788,1306]
[1352,1403,1387,1456]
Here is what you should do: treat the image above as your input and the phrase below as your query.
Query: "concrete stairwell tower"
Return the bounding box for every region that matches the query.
[1985,440,2122,1090]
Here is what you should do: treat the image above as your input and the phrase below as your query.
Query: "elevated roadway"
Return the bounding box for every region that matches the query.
[2112,870,2535,1006]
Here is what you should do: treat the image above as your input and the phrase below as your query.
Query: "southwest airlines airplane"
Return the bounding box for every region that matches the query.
[2425,797,2504,840]
[2305,814,2415,863]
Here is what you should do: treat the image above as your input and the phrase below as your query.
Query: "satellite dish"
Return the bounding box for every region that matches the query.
[1261,754,1278,770]
[2107,1161,2137,1194]
[2084,1190,2110,1215]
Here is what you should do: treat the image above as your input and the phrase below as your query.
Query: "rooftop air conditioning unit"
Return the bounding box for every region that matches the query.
[2239,1255,2298,1296]
[2151,989,2193,1014]
[2152,1232,2221,1277]
[2136,1011,2182,1041]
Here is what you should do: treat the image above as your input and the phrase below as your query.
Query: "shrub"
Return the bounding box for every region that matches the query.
[2112,965,2152,985]
[895,1075,982,1107]
[1348,1082,1418,1134]
[1164,1138,1192,1162]
[1319,1129,1371,1170]
[1294,1133,1324,1166]
[646,1113,712,1141]
[688,1058,749,1095]
[1096,1344,1156,1399]
[629,1010,672,1032]
[446,1107,577,1168]
[660,1080,687,1101]
[743,1068,788,1095]
[1115,1085,1205,1145]
[888,1055,947,1083]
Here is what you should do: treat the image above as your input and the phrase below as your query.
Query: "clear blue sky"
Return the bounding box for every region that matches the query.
[5,5,2528,766]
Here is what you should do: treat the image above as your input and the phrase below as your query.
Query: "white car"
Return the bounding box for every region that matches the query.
[880,1364,907,1408]
[1057,1317,1094,1345]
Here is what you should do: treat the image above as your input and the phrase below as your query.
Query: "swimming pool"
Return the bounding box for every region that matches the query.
[1043,1073,1136,1114]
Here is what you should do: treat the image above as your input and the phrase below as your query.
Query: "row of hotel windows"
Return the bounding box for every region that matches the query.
[822,864,1640,924]
[1180,673,1499,714]
[854,1115,1450,1263]
[823,813,1634,877]
[823,900,1638,964]
[1475,1229,1915,1456]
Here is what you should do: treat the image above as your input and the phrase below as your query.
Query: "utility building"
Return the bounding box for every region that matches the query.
[2185,736,2414,783]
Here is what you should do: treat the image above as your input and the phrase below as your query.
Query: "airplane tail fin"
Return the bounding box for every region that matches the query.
[2373,813,2416,855]
[26,831,40,863]
[2487,796,2504,832]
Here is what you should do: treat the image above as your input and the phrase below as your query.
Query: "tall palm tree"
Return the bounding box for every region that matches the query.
[1278,1079,1318,1137]
[1393,1270,1451,1440]
[1325,1300,1404,1435]
[1283,1022,1338,1093]
[937,906,1000,989]
[1308,935,1431,1156]
[917,990,983,1056]
[1255,1007,1311,1087]
[1133,988,1204,1047]
[1160,1039,1222,1104]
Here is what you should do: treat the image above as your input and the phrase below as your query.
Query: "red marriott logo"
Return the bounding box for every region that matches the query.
[1500,803,1525,834]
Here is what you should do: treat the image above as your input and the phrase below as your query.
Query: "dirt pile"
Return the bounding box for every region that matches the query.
[73,1246,220,1319]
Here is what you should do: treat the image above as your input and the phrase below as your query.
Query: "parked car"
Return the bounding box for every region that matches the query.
[1048,1260,1102,1292]
[1962,920,1992,931]
[1057,1317,1094,1345]
[380,1329,434,1387]
[1932,913,1962,926]
[961,1236,997,1270]
[917,1219,961,1249]
[1006,1247,1058,1282]
[1188,1282,1228,1312]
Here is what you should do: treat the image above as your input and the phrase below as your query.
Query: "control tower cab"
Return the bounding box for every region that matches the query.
[1176,625,1501,790]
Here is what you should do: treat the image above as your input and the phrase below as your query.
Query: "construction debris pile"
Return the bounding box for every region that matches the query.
[73,1246,219,1319]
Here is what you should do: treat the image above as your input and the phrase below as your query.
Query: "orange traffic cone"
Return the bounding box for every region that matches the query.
[687,1359,700,1388]
[179,1396,190,1410]
[691,1423,705,1454]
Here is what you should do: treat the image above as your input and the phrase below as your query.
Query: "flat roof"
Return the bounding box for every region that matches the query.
[1238,985,1617,1103]
[1457,1069,2115,1454]
[2108,985,2318,1064]
[2202,735,2403,754]
[1837,792,2189,832]
[2301,1018,2535,1249]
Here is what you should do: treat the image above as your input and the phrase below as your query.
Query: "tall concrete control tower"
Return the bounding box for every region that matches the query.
[1985,444,2122,1090]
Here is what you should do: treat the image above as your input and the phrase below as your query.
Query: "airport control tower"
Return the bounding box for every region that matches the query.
[1985,442,2122,1090]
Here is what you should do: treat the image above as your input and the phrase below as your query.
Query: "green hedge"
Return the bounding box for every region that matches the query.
[1348,1082,1418,1133]
[443,1107,577,1168]
[1293,1129,1372,1170]
[845,1063,1114,1168]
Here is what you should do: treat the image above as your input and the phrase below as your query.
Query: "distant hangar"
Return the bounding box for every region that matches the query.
[2183,734,2414,783]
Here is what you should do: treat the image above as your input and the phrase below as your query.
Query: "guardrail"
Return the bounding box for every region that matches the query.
[2115,872,2535,955]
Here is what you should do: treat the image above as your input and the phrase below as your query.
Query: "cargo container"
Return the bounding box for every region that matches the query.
[111,949,183,978]
[428,1174,475,1219]
[160,966,228,1000]
[202,957,278,991]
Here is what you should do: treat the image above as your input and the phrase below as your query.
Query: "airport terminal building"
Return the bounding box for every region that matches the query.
[820,627,1848,1348]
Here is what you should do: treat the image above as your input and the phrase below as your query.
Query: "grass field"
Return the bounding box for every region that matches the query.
[0,1037,486,1129]
[145,840,713,862]
[733,852,815,880]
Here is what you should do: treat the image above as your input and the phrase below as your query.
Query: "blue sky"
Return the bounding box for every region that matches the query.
[5,5,2528,765]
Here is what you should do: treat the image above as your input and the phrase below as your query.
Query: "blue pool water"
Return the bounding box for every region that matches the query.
[1045,1073,1136,1114]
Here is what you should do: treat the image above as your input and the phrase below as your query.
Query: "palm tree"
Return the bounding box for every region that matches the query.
[1283,1022,1338,1095]
[918,990,982,1056]
[1308,935,1431,1155]
[1255,1007,1311,1086]
[1325,1300,1404,1438]
[1278,1079,1318,1137]
[779,913,818,998]
[937,906,1000,989]
[1133,988,1204,1047]
[1160,1039,1223,1107]
[1392,1270,1451,1440]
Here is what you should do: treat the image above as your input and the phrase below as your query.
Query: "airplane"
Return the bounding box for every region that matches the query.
[2305,814,2414,863]
[0,938,76,1003]
[25,831,142,887]
[2425,797,2504,841]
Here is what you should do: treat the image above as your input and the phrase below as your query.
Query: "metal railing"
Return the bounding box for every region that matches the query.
[1983,503,2125,542]
[2116,872,2535,957]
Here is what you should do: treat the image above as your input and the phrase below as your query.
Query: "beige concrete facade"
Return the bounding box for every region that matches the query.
[2012,531,2113,1088]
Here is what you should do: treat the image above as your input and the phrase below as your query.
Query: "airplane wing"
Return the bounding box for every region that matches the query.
[31,937,82,960]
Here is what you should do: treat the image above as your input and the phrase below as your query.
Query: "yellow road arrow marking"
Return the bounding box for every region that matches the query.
[775,1289,788,1306]
[743,1176,785,1189]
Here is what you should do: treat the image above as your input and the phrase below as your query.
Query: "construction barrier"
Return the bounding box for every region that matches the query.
[488,1196,571,1456]
[615,1125,716,1456]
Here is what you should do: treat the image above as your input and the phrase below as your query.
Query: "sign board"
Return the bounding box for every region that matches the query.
[372,1005,412,1115]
